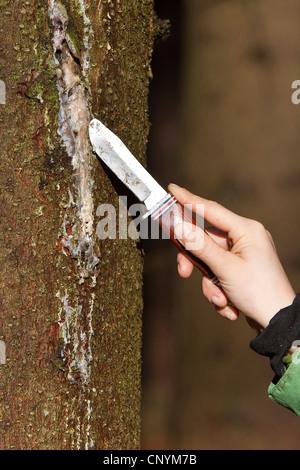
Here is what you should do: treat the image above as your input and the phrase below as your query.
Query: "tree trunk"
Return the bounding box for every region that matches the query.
[0,0,154,450]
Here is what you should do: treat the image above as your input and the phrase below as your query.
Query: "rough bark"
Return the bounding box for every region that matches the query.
[0,0,154,450]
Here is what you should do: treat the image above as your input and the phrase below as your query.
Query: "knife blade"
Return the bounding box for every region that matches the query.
[89,118,218,283]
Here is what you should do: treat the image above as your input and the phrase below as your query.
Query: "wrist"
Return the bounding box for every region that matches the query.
[260,288,296,329]
[250,294,300,377]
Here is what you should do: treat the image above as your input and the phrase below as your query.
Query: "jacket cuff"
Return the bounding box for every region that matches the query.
[268,352,300,416]
[250,294,300,378]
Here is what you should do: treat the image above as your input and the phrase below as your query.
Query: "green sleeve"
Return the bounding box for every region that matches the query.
[268,350,300,416]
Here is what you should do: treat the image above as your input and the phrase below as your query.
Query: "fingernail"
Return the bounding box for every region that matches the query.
[210,295,222,307]
[224,309,236,321]
[168,183,181,192]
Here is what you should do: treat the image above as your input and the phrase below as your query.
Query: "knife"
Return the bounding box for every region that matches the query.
[89,118,218,283]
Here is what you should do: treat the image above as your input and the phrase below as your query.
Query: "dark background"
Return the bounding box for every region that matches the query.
[141,0,300,450]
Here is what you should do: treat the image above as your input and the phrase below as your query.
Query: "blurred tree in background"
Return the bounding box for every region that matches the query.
[143,0,300,449]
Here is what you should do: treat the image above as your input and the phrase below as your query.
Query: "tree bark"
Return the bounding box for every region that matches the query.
[0,0,154,450]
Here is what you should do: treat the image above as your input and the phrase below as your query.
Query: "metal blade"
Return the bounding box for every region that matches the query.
[89,119,167,210]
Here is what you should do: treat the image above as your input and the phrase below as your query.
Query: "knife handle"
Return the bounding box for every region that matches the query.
[150,195,219,284]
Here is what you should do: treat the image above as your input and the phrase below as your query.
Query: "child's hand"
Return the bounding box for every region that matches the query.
[169,184,296,329]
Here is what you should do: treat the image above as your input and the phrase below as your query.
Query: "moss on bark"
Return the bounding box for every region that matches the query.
[0,0,155,450]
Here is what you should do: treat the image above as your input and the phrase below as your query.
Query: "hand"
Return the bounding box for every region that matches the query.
[168,184,296,330]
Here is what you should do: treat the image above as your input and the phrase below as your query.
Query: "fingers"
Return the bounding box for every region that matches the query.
[170,184,241,322]
[176,228,228,278]
[177,253,194,278]
[177,255,239,321]
[202,276,239,321]
[174,220,235,279]
[168,183,245,236]
[215,304,240,321]
[202,275,227,306]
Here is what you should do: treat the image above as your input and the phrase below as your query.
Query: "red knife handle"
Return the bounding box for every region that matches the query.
[150,195,218,284]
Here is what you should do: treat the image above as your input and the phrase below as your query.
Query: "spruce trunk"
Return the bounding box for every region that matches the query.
[0,0,154,450]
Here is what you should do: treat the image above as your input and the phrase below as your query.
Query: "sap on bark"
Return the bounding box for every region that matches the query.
[0,80,5,104]
[0,340,6,364]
